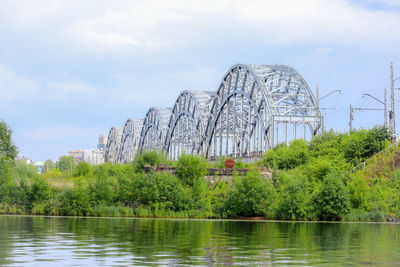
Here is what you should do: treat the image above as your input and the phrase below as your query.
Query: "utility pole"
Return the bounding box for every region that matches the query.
[384,88,387,128]
[316,84,319,111]
[390,62,395,141]
[349,104,353,132]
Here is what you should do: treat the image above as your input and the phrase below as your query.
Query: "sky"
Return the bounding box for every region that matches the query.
[1,0,400,162]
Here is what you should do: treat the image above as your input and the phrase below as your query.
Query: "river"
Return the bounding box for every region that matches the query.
[0,215,399,266]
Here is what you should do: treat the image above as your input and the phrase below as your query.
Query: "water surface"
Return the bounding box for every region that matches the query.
[0,216,399,266]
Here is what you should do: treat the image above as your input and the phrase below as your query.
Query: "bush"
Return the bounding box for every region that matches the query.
[58,178,91,216]
[28,177,52,204]
[263,139,309,170]
[275,172,312,220]
[210,180,231,218]
[153,172,190,211]
[342,126,389,166]
[176,154,207,186]
[312,174,350,221]
[131,151,167,172]
[347,174,370,210]
[74,161,92,177]
[90,165,116,205]
[225,170,275,217]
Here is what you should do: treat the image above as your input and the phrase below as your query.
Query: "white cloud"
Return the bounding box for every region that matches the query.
[0,65,103,103]
[25,126,102,140]
[0,65,41,103]
[1,0,400,51]
[370,0,400,6]
[43,80,98,100]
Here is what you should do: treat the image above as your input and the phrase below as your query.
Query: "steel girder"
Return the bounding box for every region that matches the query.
[104,127,123,164]
[104,63,323,163]
[164,90,215,160]
[138,108,172,153]
[118,118,144,164]
[205,64,322,159]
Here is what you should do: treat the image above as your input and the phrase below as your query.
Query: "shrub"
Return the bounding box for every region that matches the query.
[263,139,309,170]
[132,151,167,172]
[90,165,116,205]
[225,170,275,217]
[58,178,91,216]
[28,177,52,204]
[176,154,207,186]
[342,126,389,166]
[312,174,350,221]
[275,172,312,220]
[74,161,92,177]
[347,174,370,210]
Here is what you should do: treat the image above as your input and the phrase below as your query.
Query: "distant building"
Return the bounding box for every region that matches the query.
[68,150,84,164]
[97,134,107,151]
[33,161,44,173]
[83,149,104,165]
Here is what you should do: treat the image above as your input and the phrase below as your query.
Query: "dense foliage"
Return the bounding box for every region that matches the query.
[1,122,399,221]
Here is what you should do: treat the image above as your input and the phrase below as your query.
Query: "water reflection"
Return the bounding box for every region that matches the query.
[0,216,399,266]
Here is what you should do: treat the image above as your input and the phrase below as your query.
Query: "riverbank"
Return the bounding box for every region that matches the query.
[2,126,400,222]
[2,214,400,224]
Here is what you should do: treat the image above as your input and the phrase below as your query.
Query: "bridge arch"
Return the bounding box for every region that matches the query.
[104,126,123,163]
[118,118,143,164]
[164,90,214,160]
[139,108,172,153]
[205,64,322,159]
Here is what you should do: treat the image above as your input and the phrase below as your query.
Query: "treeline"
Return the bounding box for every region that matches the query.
[1,119,399,221]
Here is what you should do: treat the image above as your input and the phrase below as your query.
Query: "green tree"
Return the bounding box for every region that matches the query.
[43,160,55,173]
[74,161,92,177]
[0,157,13,186]
[0,120,18,186]
[56,156,76,174]
[0,120,18,161]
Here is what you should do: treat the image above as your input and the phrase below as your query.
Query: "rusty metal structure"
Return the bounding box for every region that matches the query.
[104,64,323,163]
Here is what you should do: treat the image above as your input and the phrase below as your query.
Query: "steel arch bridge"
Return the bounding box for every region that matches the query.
[104,63,323,163]
[139,108,172,153]
[165,90,215,160]
[104,127,123,164]
[118,118,143,164]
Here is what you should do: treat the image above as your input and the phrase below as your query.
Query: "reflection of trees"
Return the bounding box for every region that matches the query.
[0,216,400,265]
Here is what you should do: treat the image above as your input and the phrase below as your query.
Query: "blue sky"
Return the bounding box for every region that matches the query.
[1,0,400,161]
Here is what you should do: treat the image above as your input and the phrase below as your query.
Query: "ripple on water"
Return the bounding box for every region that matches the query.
[1,216,400,266]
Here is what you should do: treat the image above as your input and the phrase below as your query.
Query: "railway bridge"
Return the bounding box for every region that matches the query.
[104,64,323,163]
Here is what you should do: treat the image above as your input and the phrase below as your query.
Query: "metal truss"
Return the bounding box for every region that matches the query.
[104,126,123,164]
[118,118,144,164]
[205,64,322,160]
[138,108,172,153]
[104,64,323,163]
[164,90,215,160]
